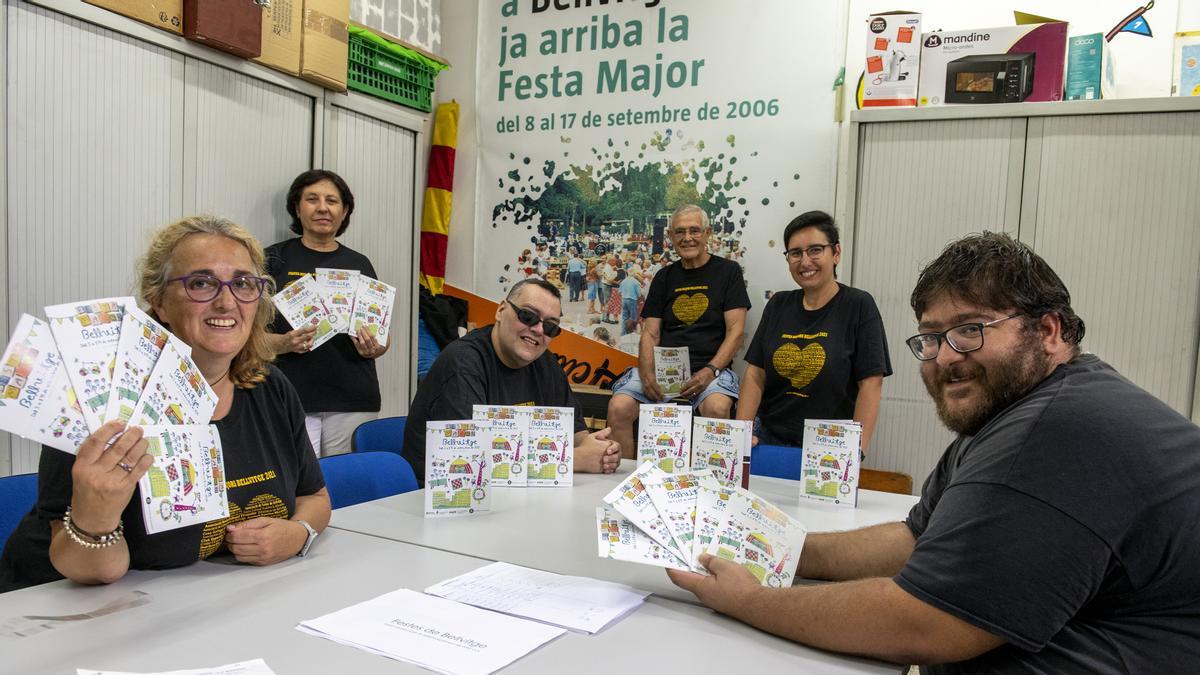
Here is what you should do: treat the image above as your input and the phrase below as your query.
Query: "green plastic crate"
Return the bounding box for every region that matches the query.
[347,30,439,112]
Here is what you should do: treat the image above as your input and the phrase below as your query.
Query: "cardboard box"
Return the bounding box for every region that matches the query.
[863,11,922,108]
[254,0,303,75]
[1173,31,1200,97]
[918,22,1068,106]
[85,0,182,35]
[1065,33,1115,101]
[184,0,262,59]
[301,0,350,91]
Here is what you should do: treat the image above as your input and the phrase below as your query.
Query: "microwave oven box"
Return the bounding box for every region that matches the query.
[918,22,1068,106]
[300,0,350,91]
[1172,31,1200,97]
[84,0,182,34]
[1065,33,1115,100]
[253,0,303,75]
[863,11,922,107]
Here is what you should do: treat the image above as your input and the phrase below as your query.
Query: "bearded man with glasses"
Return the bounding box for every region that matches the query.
[669,231,1200,673]
[403,279,622,486]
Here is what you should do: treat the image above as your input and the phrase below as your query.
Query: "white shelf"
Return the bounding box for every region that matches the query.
[851,96,1200,123]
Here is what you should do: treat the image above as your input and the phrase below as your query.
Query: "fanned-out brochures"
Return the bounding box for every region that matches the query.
[598,463,807,585]
[270,273,339,350]
[0,299,230,536]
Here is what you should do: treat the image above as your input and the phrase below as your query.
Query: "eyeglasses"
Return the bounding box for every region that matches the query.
[671,227,706,238]
[784,244,836,261]
[905,313,1024,361]
[506,300,562,338]
[169,274,268,303]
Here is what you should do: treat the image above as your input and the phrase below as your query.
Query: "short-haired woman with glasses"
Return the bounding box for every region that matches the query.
[736,210,892,455]
[0,216,330,592]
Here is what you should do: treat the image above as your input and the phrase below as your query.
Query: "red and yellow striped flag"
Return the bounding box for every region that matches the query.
[419,101,460,295]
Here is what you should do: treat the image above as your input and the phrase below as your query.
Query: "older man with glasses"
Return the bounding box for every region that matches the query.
[670,231,1200,673]
[403,279,622,486]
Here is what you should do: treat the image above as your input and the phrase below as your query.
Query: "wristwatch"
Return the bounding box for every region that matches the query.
[704,363,721,377]
[296,519,318,557]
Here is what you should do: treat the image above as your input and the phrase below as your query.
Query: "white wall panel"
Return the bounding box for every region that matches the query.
[6,4,182,473]
[328,106,418,418]
[851,118,1025,487]
[1025,112,1200,415]
[185,60,314,245]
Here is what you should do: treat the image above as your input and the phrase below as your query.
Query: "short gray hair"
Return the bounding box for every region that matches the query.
[670,204,709,230]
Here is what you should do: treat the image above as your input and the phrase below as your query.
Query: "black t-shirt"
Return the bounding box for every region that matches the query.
[403,326,585,486]
[745,284,891,444]
[897,355,1200,673]
[265,238,381,413]
[0,366,325,593]
[641,255,751,371]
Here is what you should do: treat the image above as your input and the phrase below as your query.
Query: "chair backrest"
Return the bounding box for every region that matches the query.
[0,473,38,549]
[319,451,418,509]
[750,445,913,495]
[351,416,407,454]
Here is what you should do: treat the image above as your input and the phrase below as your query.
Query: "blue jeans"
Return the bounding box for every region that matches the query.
[620,298,638,334]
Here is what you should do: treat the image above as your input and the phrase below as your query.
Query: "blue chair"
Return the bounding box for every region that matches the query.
[750,444,803,480]
[351,416,407,454]
[0,473,38,549]
[319,451,418,509]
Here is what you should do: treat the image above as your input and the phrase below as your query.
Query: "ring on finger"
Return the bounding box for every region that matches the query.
[117,462,133,473]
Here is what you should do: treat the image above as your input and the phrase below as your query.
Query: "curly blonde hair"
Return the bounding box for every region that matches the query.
[137,215,277,388]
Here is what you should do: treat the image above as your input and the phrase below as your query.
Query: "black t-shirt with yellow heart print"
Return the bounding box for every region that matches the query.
[641,255,751,372]
[745,284,891,445]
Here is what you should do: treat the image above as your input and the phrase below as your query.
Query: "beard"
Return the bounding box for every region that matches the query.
[921,334,1051,436]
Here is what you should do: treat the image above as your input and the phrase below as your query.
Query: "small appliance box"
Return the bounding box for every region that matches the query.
[253,0,303,75]
[1173,31,1200,97]
[1065,33,1115,100]
[863,11,922,107]
[300,0,350,91]
[918,22,1068,106]
[183,0,263,59]
[84,0,182,34]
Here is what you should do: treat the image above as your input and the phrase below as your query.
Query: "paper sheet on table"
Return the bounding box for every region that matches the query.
[424,561,648,634]
[297,588,564,675]
[77,658,277,675]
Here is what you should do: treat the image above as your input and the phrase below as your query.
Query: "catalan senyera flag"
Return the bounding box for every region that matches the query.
[419,101,460,296]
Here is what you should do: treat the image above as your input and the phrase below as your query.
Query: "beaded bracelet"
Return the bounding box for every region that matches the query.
[62,508,124,549]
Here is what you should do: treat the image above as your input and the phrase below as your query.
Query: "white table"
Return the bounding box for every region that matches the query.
[1,529,902,674]
[330,460,919,602]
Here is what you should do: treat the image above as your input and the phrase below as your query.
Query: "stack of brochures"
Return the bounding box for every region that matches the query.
[271,269,396,351]
[0,298,228,534]
[637,403,751,485]
[597,462,807,588]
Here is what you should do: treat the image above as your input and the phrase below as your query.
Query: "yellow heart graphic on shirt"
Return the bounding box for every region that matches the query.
[772,342,825,392]
[198,493,289,558]
[672,293,709,325]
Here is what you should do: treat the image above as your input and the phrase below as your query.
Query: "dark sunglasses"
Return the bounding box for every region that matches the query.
[506,300,562,338]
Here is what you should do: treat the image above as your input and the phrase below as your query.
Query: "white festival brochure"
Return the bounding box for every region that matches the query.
[297,588,564,675]
[129,339,218,427]
[691,417,752,486]
[45,296,131,431]
[0,314,90,453]
[705,491,808,588]
[637,403,692,474]
[350,275,397,347]
[424,420,492,517]
[800,419,863,508]
[691,483,744,571]
[105,306,183,424]
[601,462,686,565]
[526,406,574,487]
[472,405,529,487]
[424,561,649,634]
[76,658,278,675]
[270,274,338,350]
[641,471,720,571]
[313,267,360,334]
[652,345,690,398]
[138,425,228,534]
[596,506,690,571]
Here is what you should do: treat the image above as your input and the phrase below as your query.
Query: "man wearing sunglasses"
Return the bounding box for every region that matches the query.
[669,232,1200,672]
[403,279,622,486]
